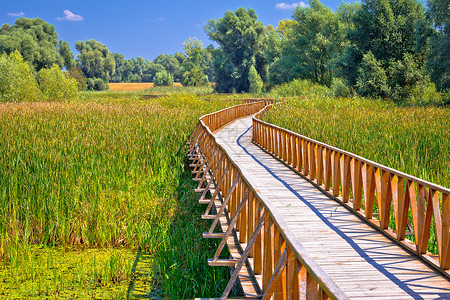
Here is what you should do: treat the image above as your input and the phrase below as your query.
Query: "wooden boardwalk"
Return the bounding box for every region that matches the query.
[212,115,450,299]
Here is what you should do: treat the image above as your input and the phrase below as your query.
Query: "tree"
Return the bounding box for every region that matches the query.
[153,70,174,86]
[110,53,125,82]
[356,51,390,97]
[37,64,78,101]
[59,40,75,69]
[0,51,41,102]
[181,38,209,86]
[67,67,87,91]
[75,39,115,89]
[282,0,346,86]
[205,8,266,92]
[426,0,449,91]
[341,0,428,85]
[266,20,298,86]
[248,65,263,93]
[142,62,165,82]
[0,18,67,71]
[153,54,183,82]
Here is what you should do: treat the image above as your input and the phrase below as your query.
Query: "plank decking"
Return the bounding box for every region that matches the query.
[213,115,450,299]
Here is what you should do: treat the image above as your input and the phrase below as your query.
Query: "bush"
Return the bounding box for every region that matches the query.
[67,67,87,91]
[248,65,263,94]
[38,65,79,101]
[402,82,445,106]
[0,51,41,102]
[356,52,390,98]
[87,78,109,91]
[153,70,174,86]
[331,77,353,97]
[182,66,208,87]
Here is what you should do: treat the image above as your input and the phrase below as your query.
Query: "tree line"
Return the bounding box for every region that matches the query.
[205,0,448,103]
[0,18,216,91]
[0,0,448,103]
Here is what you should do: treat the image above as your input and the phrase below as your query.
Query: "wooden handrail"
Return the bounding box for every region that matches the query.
[252,103,450,275]
[189,100,347,299]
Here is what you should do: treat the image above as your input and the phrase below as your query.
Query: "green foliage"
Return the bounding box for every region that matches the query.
[153,70,174,86]
[67,67,87,91]
[87,78,109,91]
[0,18,66,71]
[0,51,40,102]
[268,78,332,97]
[154,53,183,82]
[248,65,263,94]
[356,51,390,98]
[205,7,266,92]
[37,64,78,101]
[182,38,209,87]
[76,39,116,82]
[426,0,449,91]
[339,0,431,96]
[331,77,353,97]
[388,53,430,100]
[58,40,75,69]
[291,0,345,86]
[110,53,169,83]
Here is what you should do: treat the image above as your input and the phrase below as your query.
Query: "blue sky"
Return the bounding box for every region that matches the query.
[1,0,350,61]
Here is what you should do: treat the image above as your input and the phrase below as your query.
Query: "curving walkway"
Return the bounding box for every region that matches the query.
[214,115,450,299]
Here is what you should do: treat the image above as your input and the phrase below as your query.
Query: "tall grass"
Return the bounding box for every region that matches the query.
[262,96,450,254]
[263,96,450,189]
[0,91,233,298]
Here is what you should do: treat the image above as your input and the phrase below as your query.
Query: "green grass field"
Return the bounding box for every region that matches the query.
[0,89,235,298]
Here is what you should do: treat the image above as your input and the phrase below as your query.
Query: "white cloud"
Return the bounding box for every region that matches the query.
[156,17,165,22]
[56,10,84,21]
[7,12,25,17]
[275,2,308,9]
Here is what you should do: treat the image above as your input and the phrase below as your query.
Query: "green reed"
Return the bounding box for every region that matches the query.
[262,96,450,254]
[0,91,234,298]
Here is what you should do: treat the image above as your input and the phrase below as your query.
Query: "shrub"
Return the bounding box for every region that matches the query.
[153,71,174,86]
[87,78,109,91]
[331,77,353,97]
[248,65,263,94]
[67,67,87,91]
[182,66,208,87]
[38,65,78,101]
[402,82,445,106]
[356,52,390,98]
[0,51,41,102]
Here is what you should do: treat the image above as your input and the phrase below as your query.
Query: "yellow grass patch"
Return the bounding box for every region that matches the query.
[109,83,154,91]
[109,82,183,91]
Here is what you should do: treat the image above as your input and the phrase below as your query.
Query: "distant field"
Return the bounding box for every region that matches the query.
[109,82,155,91]
[109,82,183,91]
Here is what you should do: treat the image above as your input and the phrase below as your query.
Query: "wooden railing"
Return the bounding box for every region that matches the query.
[253,103,450,276]
[188,101,347,299]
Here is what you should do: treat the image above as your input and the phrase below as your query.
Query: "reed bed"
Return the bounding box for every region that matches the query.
[0,92,233,298]
[262,96,450,254]
[262,96,450,189]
